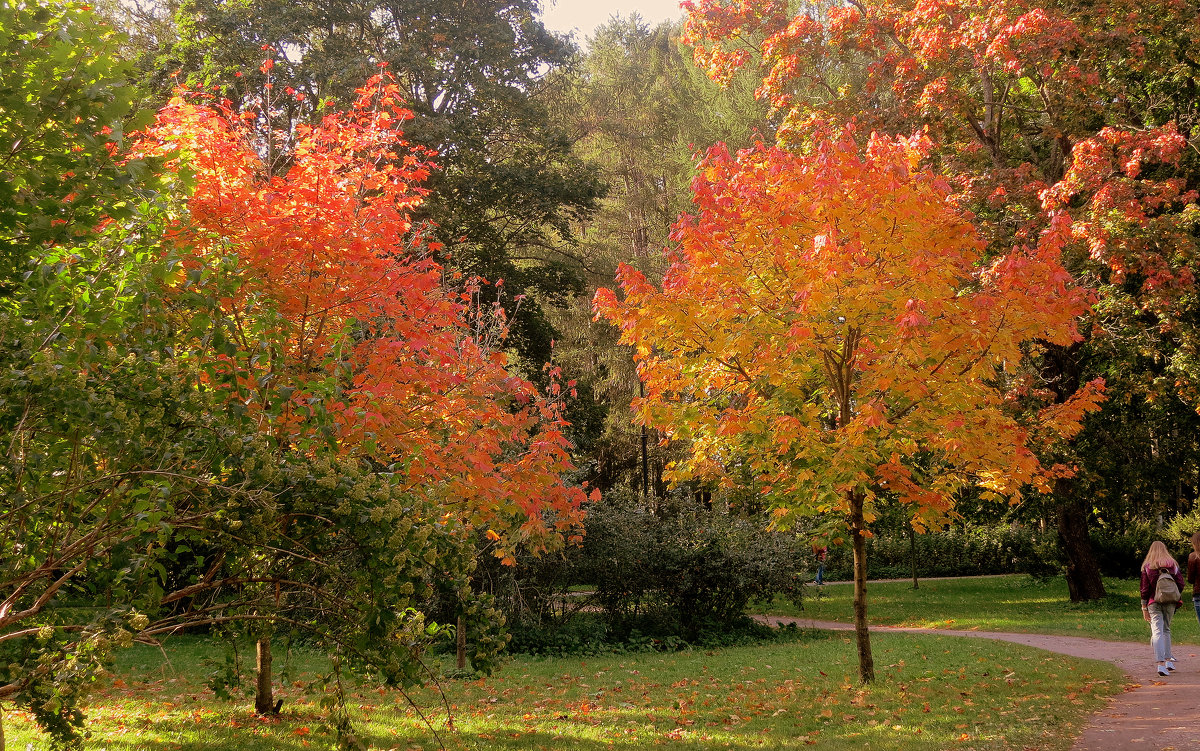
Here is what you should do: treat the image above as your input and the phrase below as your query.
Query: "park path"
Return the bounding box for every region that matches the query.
[757,615,1200,751]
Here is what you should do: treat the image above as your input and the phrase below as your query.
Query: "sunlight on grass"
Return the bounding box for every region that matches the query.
[5,627,1123,751]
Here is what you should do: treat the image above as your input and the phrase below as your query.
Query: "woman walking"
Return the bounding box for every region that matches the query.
[1141,540,1184,677]
[1188,531,1200,626]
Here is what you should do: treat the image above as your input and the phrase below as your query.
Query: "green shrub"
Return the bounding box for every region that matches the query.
[574,489,807,641]
[1165,512,1200,554]
[482,488,810,654]
[820,524,1063,581]
[505,614,614,657]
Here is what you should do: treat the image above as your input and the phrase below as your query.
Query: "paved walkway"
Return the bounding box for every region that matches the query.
[758,615,1200,751]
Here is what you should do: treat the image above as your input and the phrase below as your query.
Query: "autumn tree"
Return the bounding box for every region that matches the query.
[596,130,1102,682]
[159,0,604,370]
[1,3,589,741]
[0,5,438,740]
[131,75,589,713]
[682,0,1200,600]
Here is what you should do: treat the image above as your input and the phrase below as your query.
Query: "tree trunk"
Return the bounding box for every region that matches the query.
[909,524,919,590]
[849,491,875,683]
[1057,489,1106,601]
[255,637,274,714]
[639,381,650,499]
[1040,342,1105,602]
[456,615,467,671]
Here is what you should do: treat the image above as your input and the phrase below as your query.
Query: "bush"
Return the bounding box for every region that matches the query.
[505,614,615,657]
[486,488,810,653]
[820,524,1061,581]
[574,489,807,641]
[473,542,579,629]
[1165,512,1200,555]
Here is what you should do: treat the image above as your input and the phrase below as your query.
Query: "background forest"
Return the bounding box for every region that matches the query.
[3,0,1200,746]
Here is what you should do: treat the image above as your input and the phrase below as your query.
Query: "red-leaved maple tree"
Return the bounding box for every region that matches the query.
[596,129,1102,682]
[136,76,587,545]
[129,77,589,706]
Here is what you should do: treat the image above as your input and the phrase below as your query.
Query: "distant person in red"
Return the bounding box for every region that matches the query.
[1141,540,1183,677]
[813,545,827,585]
[1187,531,1200,627]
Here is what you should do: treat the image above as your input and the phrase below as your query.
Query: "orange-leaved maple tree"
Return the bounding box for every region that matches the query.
[134,76,588,548]
[595,129,1103,682]
[130,75,593,704]
[682,0,1200,602]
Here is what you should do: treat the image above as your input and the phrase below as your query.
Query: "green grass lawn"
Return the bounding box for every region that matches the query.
[764,574,1193,644]
[4,627,1123,751]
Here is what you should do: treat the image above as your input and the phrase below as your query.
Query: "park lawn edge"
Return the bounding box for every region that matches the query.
[759,574,1183,645]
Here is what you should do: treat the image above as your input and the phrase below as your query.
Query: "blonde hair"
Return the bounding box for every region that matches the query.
[1191,531,1200,557]
[1143,540,1176,571]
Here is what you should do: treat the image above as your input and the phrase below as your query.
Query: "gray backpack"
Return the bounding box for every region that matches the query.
[1154,568,1181,604]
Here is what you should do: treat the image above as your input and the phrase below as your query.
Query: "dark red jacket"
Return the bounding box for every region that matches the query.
[1141,562,1184,605]
[1188,552,1200,598]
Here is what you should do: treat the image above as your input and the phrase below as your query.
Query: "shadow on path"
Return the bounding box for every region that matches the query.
[757,615,1199,750]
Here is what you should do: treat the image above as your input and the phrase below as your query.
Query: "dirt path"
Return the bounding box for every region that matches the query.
[758,615,1200,751]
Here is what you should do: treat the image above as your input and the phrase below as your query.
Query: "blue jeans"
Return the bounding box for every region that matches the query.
[1148,601,1177,662]
[1194,596,1200,627]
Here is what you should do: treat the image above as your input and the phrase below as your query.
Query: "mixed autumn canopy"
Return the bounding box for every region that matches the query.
[597,128,1103,532]
[8,0,1200,740]
[1,58,590,739]
[679,0,1200,619]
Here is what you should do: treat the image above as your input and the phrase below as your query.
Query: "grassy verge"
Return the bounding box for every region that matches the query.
[4,628,1123,750]
[762,574,1193,644]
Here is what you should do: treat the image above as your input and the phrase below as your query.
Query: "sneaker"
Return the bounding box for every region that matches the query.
[1167,663,1177,671]
[1158,666,1170,677]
